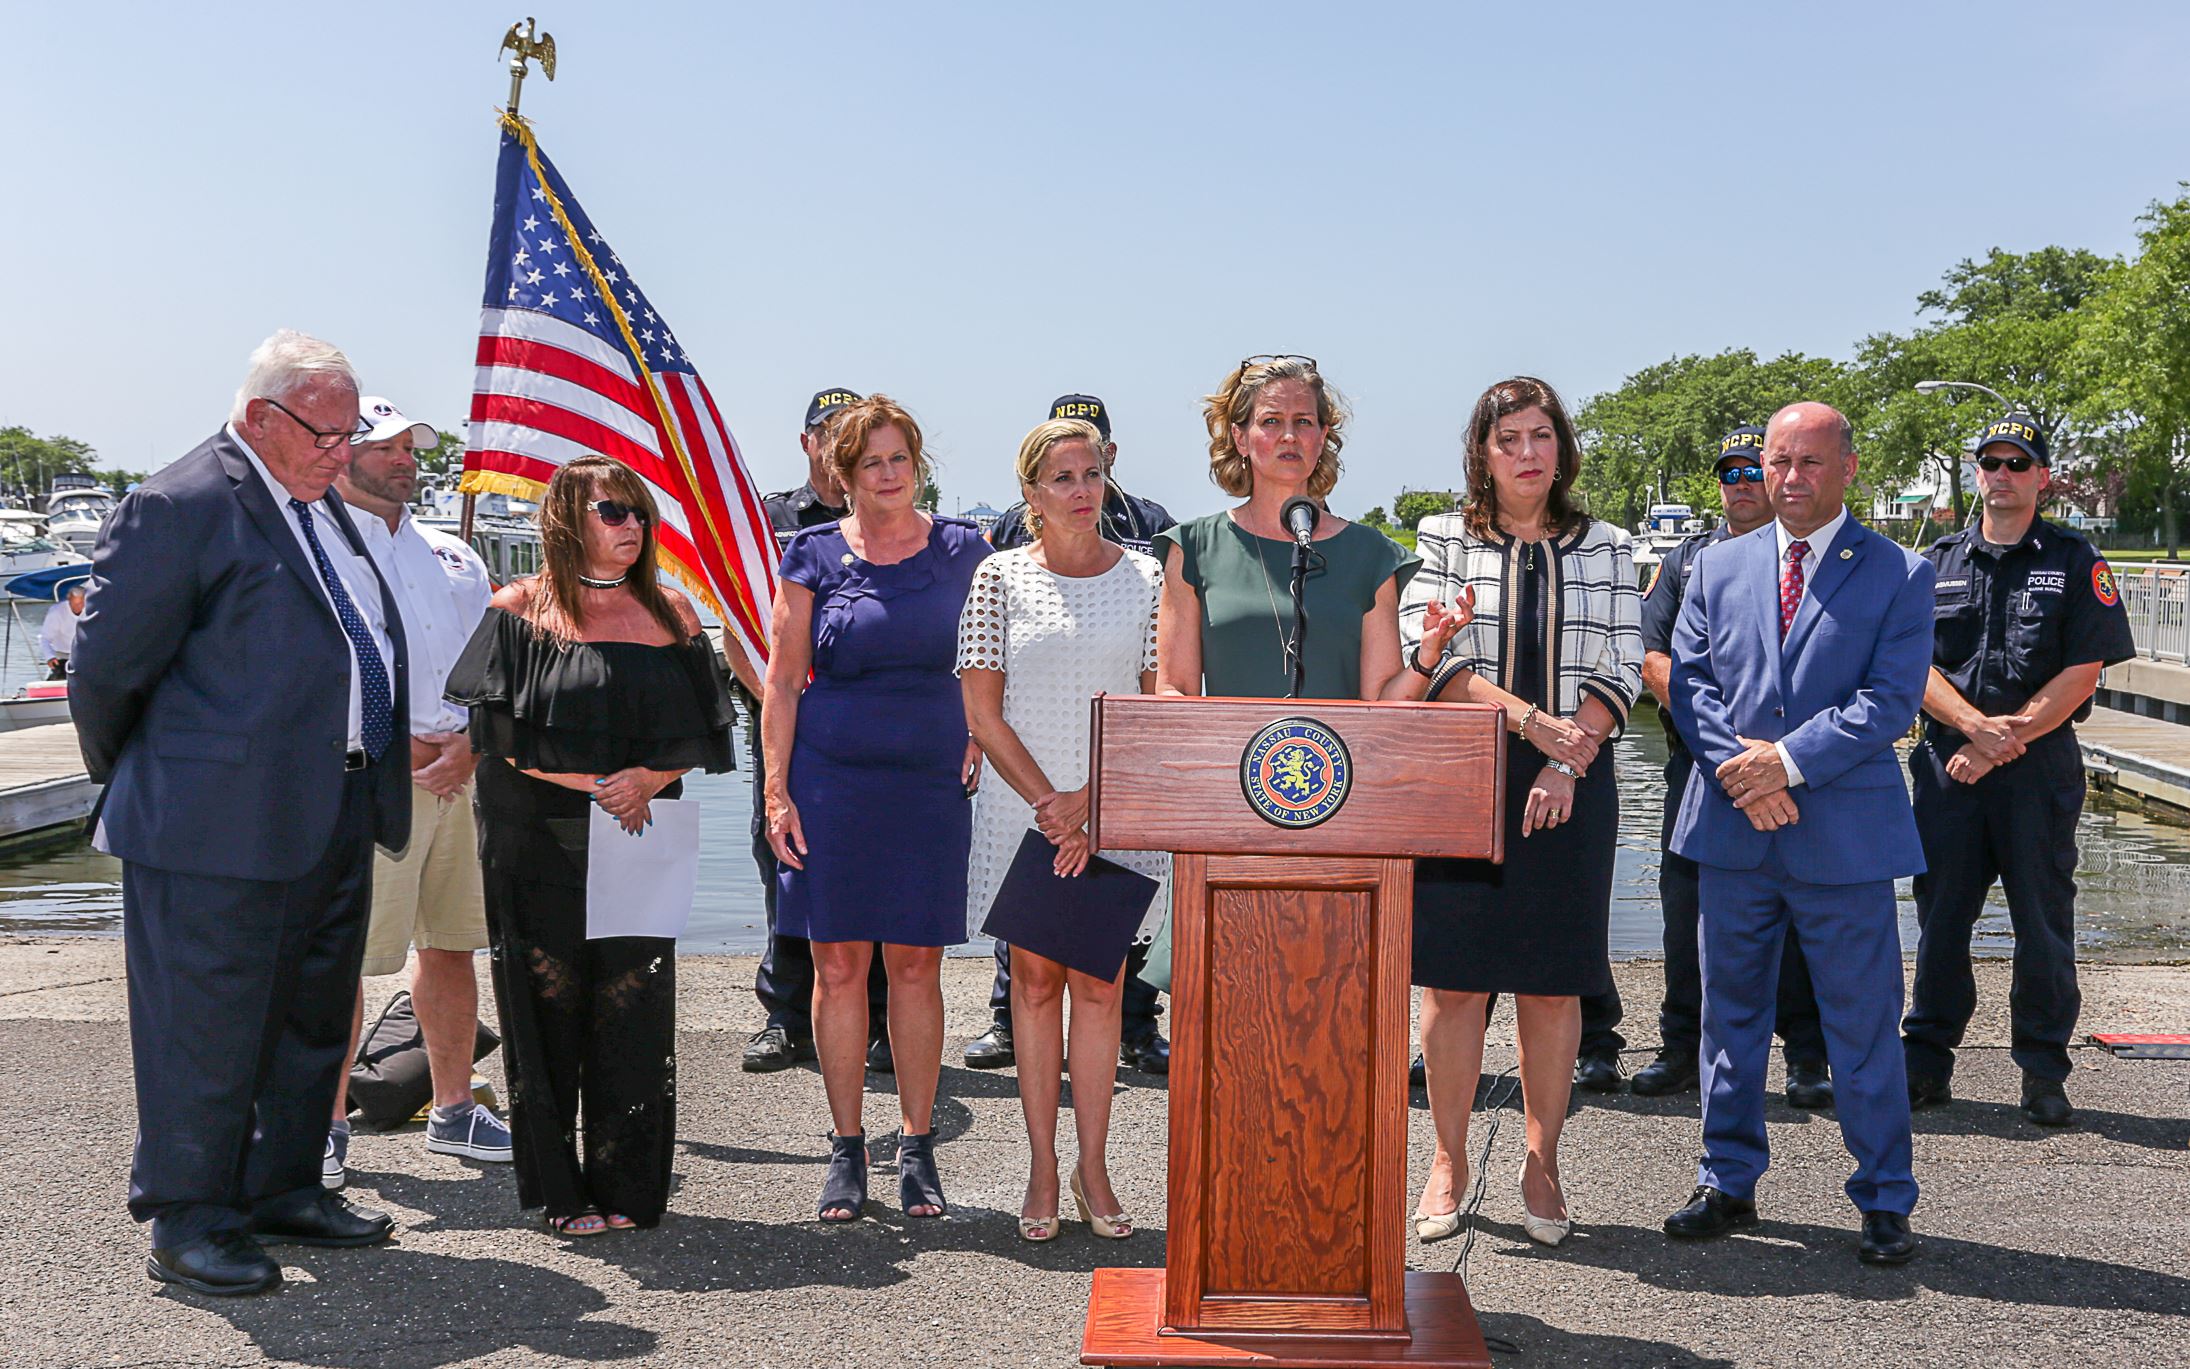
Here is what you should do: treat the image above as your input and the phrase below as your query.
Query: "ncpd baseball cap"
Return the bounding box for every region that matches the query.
[1716,425,1766,466]
[805,387,861,429]
[1975,413,2049,466]
[1048,393,1111,441]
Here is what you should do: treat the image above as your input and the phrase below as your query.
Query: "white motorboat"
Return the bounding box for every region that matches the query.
[0,511,88,597]
[1632,502,1706,588]
[0,681,70,732]
[41,477,118,558]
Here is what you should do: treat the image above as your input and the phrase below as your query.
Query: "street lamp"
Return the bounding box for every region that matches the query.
[1914,379,2014,408]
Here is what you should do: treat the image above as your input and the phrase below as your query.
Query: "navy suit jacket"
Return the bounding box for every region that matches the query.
[1668,514,1932,885]
[71,429,411,881]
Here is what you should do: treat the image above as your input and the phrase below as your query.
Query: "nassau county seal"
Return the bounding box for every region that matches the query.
[1239,716,1353,829]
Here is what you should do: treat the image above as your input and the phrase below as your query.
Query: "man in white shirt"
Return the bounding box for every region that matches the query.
[41,585,86,680]
[323,397,510,1183]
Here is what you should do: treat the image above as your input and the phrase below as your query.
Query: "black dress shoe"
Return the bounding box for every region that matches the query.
[1907,1073,1953,1110]
[1784,1061,1834,1110]
[251,1193,395,1248]
[742,1023,813,1073]
[866,1034,895,1075]
[148,1230,281,1296]
[2020,1076,2075,1127]
[1574,1052,1625,1094]
[963,1022,1014,1070]
[1630,1054,1698,1097]
[1409,1054,1426,1087]
[1663,1185,1758,1239]
[1120,1028,1170,1075]
[1857,1209,1916,1264]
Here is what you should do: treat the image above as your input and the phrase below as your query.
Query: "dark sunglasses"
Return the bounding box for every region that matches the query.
[1976,454,2038,473]
[590,499,649,527]
[1717,464,1765,485]
[1239,353,1318,373]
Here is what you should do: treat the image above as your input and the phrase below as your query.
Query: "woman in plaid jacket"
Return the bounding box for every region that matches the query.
[1398,377,1643,1250]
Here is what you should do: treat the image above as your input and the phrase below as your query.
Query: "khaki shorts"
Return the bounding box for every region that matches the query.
[361,782,488,977]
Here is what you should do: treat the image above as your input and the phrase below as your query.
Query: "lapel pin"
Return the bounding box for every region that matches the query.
[1839,549,1853,560]
[840,553,854,566]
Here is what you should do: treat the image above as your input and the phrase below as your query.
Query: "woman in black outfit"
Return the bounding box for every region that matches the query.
[445,455,735,1237]
[1398,379,1642,1249]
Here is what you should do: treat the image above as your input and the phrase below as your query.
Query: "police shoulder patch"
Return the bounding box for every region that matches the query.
[2092,560,2120,607]
[1643,563,1663,597]
[1239,716,1352,829]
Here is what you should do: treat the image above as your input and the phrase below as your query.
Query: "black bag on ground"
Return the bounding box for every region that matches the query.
[347,990,500,1130]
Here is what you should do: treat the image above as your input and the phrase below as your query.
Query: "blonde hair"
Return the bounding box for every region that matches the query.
[1012,418,1107,536]
[826,394,931,507]
[1202,356,1347,498]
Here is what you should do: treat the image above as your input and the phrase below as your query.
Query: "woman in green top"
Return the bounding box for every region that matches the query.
[1154,355,1469,702]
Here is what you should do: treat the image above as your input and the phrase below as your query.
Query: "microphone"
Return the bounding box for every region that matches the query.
[1281,496,1321,548]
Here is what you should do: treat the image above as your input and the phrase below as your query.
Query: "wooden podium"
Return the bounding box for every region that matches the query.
[1080,695,1504,1369]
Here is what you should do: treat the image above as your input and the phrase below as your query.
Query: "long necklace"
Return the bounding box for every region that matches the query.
[1255,539,1292,666]
[577,570,629,589]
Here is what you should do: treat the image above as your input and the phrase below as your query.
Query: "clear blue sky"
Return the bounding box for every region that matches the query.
[5,2,2185,518]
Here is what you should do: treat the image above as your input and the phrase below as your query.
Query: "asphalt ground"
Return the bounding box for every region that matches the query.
[3,938,2186,1368]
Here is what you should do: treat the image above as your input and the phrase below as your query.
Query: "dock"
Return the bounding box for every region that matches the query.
[0,719,97,846]
[2079,705,2190,815]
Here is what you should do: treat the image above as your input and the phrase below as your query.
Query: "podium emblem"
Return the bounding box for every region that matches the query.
[1239,717,1353,829]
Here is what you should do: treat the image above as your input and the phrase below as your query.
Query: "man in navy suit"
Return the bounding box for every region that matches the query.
[73,330,413,1295]
[1663,402,1932,1265]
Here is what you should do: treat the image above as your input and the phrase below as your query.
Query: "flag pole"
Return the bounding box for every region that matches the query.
[463,17,558,546]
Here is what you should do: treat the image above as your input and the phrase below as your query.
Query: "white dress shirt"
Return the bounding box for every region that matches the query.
[229,424,394,752]
[39,602,81,660]
[353,508,493,736]
[1769,505,1849,788]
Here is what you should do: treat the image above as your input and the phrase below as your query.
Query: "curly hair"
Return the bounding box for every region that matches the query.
[825,394,931,507]
[1459,376,1590,541]
[1202,356,1347,498]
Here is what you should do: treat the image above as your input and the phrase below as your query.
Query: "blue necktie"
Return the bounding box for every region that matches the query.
[288,498,394,760]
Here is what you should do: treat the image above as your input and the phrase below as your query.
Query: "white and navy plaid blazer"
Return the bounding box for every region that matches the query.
[1400,512,1645,735]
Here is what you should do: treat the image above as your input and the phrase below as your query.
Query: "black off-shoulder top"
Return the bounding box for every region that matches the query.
[444,607,737,775]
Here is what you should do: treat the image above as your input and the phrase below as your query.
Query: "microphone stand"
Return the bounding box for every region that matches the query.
[1287,538,1310,699]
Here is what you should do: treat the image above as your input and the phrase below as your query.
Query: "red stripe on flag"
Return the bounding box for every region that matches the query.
[474,335,653,421]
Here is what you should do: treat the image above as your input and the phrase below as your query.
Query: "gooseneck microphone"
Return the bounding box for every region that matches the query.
[1281,495,1321,548]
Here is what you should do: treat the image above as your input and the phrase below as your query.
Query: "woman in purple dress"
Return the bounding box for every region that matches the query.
[763,395,989,1223]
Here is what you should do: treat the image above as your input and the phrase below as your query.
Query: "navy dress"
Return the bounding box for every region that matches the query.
[776,517,991,947]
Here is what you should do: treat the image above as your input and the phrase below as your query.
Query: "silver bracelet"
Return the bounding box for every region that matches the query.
[1545,758,1580,779]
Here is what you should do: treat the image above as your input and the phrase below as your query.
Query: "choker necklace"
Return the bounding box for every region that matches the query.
[577,571,629,589]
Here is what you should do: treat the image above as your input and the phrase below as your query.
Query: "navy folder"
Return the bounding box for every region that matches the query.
[980,829,1159,981]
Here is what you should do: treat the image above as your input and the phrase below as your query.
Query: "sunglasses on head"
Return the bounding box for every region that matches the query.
[1976,454,2038,474]
[590,499,649,527]
[1717,464,1764,485]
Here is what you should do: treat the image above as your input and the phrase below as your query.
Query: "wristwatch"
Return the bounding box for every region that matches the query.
[1408,645,1438,680]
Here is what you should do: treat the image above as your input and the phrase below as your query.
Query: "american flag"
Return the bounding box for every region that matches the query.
[461,114,776,665]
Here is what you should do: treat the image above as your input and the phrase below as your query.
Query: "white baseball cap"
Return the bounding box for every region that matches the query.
[356,396,439,448]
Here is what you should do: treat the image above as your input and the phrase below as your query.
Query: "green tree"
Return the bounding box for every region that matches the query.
[0,427,100,502]
[2074,188,2190,557]
[415,429,467,477]
[1392,489,1457,530]
[1358,505,1390,529]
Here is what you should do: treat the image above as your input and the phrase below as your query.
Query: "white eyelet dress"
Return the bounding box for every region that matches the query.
[955,546,1170,944]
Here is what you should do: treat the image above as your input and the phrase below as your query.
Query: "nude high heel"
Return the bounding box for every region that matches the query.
[1519,1162,1572,1247]
[1071,1168,1134,1239]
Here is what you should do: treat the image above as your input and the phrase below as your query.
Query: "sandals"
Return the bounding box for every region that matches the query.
[547,1208,608,1238]
[1071,1167,1134,1239]
[897,1131,947,1218]
[818,1131,869,1222]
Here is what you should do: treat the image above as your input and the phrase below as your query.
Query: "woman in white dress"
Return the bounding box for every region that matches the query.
[958,418,1167,1244]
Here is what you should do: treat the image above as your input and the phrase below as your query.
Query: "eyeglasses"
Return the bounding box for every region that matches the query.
[590,499,649,527]
[266,398,371,451]
[1239,354,1318,374]
[1717,464,1765,485]
[1976,454,2037,473]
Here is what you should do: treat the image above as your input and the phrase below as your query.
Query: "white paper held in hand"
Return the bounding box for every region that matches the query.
[584,798,700,940]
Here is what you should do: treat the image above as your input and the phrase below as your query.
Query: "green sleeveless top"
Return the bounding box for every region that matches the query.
[1153,512,1420,701]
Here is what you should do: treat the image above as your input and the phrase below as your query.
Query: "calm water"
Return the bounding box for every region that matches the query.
[4,677,2188,962]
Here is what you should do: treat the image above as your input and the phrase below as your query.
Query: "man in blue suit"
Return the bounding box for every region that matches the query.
[73,330,413,1296]
[1664,402,1932,1265]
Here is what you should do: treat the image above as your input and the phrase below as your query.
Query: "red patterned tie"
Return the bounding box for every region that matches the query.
[1779,539,1809,640]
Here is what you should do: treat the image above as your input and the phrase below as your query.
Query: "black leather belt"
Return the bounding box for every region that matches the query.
[344,749,371,772]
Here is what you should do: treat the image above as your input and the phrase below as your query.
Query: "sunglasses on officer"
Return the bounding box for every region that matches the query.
[1717,464,1764,485]
[1976,454,2039,474]
[590,499,650,527]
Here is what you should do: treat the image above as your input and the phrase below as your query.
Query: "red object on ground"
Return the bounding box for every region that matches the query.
[2087,1033,2190,1059]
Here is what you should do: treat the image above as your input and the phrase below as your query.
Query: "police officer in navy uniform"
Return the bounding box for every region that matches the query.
[1632,426,1830,1105]
[963,394,1178,1073]
[743,387,893,1074]
[1902,414,2135,1126]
